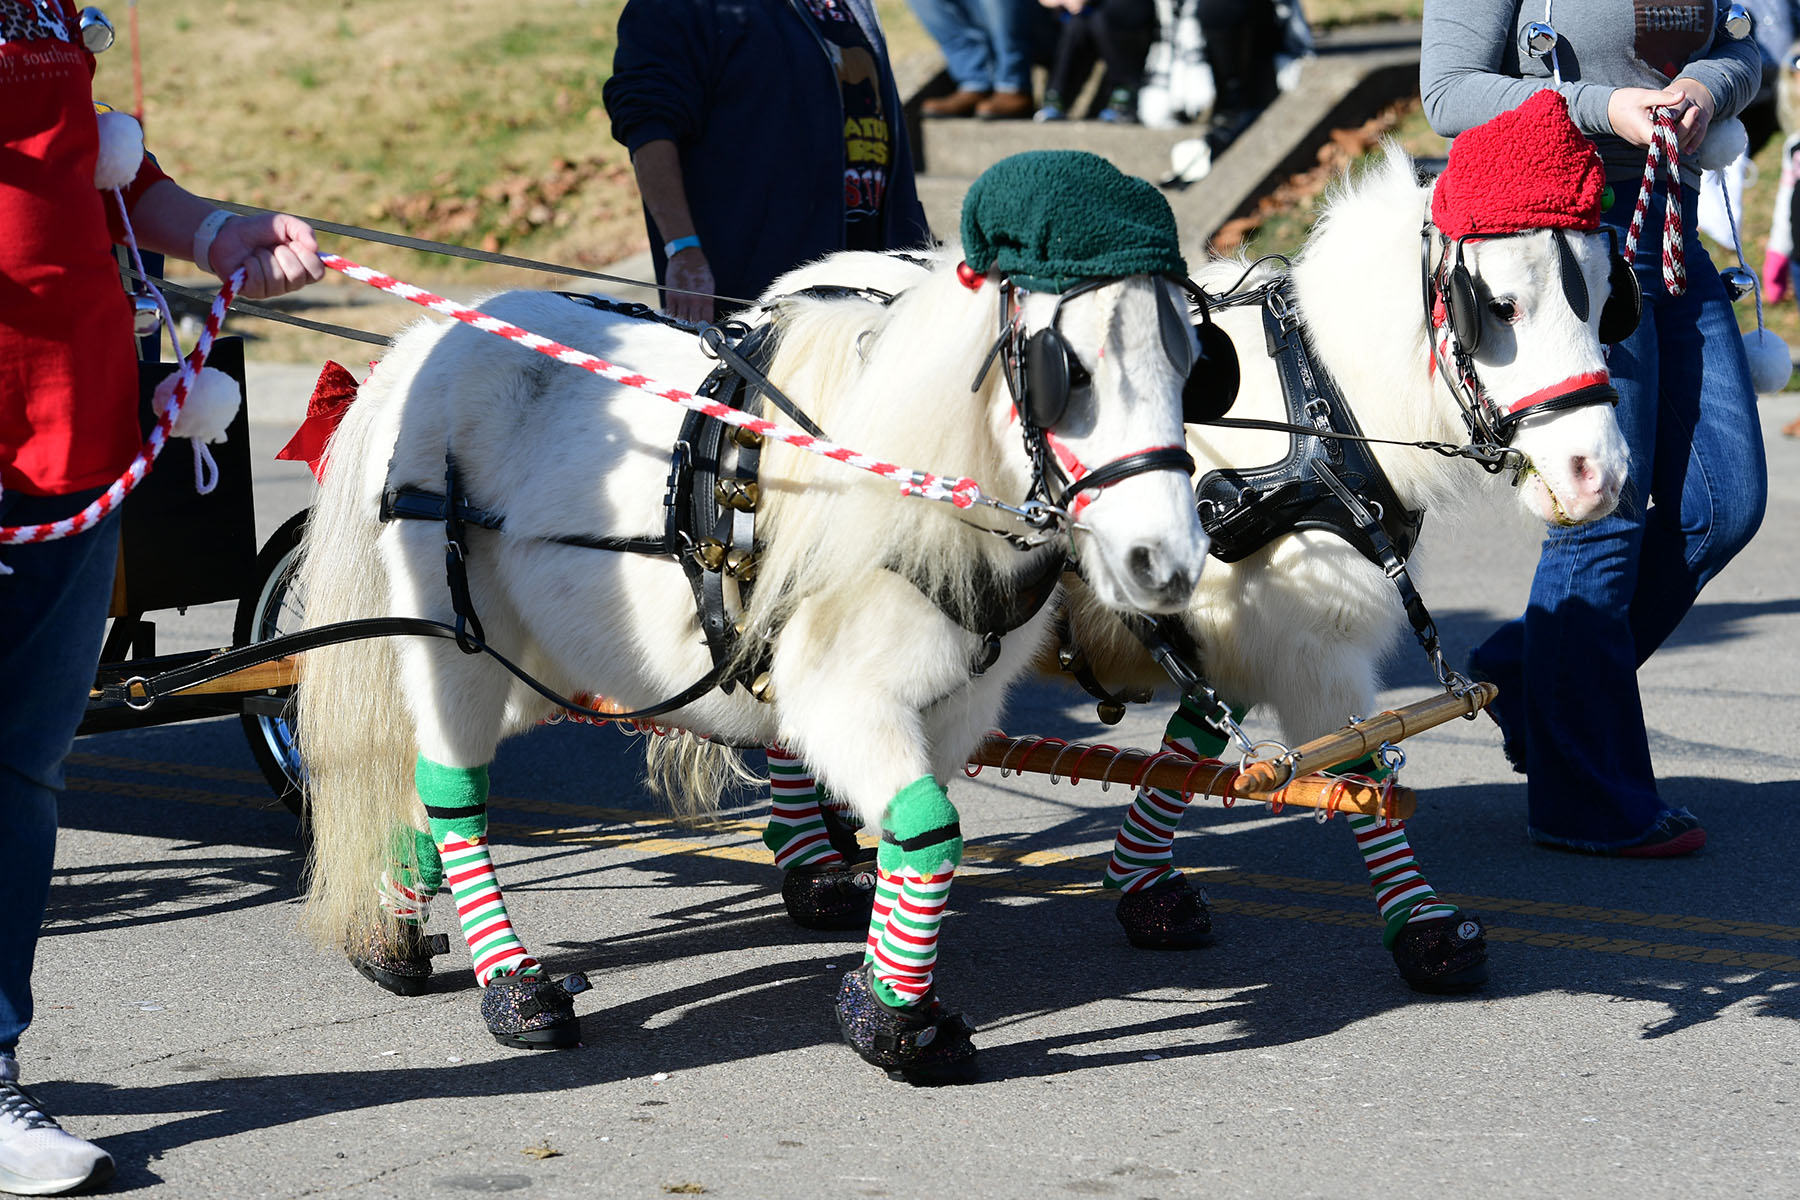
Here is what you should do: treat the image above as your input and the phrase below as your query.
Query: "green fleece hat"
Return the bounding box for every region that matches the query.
[959,150,1186,293]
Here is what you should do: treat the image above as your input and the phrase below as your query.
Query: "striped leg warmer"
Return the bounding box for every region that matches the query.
[377,826,443,925]
[863,776,962,1008]
[762,746,846,870]
[1337,752,1457,948]
[417,757,541,986]
[1104,699,1240,894]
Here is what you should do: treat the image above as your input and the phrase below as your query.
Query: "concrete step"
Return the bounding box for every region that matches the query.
[909,21,1425,256]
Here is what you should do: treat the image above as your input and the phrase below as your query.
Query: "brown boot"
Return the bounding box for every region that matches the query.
[922,88,990,118]
[975,90,1034,120]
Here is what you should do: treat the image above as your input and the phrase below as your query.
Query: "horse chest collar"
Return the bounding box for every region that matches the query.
[1195,285,1424,568]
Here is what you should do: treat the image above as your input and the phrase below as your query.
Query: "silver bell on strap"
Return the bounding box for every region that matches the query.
[1720,3,1752,41]
[1519,21,1558,59]
[1720,265,1757,302]
[78,6,114,53]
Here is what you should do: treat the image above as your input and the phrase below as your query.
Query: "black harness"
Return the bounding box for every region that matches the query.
[379,290,1070,716]
[1196,282,1424,566]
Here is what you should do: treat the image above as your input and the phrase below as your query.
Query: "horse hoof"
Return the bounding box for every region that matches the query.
[346,927,451,997]
[1116,876,1214,950]
[482,971,590,1050]
[835,965,979,1087]
[1392,910,1489,994]
[782,849,878,932]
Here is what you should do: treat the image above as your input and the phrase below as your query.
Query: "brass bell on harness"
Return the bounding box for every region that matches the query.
[694,539,727,571]
[1721,265,1757,302]
[1095,699,1126,725]
[750,671,775,703]
[724,548,758,582]
[730,425,764,449]
[716,479,759,512]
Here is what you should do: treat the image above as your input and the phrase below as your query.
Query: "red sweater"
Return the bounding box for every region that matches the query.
[0,0,170,496]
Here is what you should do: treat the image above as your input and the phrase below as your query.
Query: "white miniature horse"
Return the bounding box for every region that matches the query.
[1058,146,1629,986]
[294,247,1209,1076]
[748,147,1630,993]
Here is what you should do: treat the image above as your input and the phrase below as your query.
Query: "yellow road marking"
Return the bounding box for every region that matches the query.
[60,761,1800,969]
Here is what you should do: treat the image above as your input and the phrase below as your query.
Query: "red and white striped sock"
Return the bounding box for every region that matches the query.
[439,833,542,986]
[762,746,845,870]
[1104,702,1232,893]
[1348,815,1458,947]
[864,864,951,1006]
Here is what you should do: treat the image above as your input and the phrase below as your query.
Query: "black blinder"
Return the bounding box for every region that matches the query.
[1553,228,1590,322]
[1444,241,1483,353]
[1023,325,1083,429]
[1177,279,1240,424]
[1598,248,1643,344]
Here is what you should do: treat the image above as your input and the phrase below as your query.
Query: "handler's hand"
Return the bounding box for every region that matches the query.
[1606,86,1686,147]
[1667,77,1716,154]
[664,246,716,324]
[209,212,326,299]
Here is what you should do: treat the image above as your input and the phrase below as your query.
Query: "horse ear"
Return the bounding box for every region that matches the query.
[1598,252,1642,344]
[1183,320,1240,423]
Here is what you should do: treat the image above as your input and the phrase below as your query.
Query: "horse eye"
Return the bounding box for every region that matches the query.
[1488,298,1519,323]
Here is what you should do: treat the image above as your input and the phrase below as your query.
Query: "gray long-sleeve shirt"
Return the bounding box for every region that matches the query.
[1421,0,1761,185]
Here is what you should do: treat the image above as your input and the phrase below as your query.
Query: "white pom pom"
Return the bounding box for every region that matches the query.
[153,367,241,444]
[1691,116,1748,173]
[93,110,145,191]
[1743,328,1793,395]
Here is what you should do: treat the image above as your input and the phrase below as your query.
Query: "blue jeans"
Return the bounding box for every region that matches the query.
[905,0,1030,92]
[0,488,121,1052]
[1472,187,1766,850]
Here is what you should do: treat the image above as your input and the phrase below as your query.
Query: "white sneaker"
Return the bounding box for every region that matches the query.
[0,1082,113,1196]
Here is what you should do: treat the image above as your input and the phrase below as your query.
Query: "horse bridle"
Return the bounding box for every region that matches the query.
[1419,223,1622,475]
[972,274,1199,526]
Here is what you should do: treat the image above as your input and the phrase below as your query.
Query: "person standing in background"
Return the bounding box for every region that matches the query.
[910,0,1036,119]
[1421,1,1765,857]
[604,0,931,323]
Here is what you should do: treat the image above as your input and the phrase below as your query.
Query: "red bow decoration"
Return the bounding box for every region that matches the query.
[276,360,364,481]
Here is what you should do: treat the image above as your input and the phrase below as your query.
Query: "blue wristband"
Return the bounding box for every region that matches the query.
[664,235,702,258]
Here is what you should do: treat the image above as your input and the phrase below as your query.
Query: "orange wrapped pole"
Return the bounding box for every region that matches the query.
[967,735,1413,819]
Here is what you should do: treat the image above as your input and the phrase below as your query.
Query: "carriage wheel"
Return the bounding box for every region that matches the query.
[234,508,309,819]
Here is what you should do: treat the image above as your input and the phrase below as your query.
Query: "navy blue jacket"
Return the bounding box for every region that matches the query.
[604,0,932,310]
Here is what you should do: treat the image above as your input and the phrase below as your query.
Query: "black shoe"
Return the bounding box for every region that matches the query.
[1116,876,1214,950]
[347,924,451,997]
[1391,910,1489,994]
[835,965,978,1086]
[782,848,878,932]
[481,971,589,1050]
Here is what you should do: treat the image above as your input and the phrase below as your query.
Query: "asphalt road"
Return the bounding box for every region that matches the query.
[27,361,1800,1199]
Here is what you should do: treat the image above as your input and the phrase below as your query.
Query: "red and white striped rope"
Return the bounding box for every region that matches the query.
[0,268,243,556]
[1624,107,1685,298]
[319,253,990,511]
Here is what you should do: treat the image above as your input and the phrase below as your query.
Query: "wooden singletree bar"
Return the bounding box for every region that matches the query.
[1232,681,1498,793]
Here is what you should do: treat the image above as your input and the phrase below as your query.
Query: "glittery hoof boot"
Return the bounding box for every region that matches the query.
[347,926,452,997]
[1392,910,1489,994]
[482,972,590,1050]
[1116,876,1214,950]
[835,965,978,1087]
[782,848,878,932]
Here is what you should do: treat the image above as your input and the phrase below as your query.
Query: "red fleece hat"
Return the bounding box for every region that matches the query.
[1431,90,1604,239]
